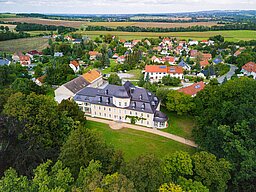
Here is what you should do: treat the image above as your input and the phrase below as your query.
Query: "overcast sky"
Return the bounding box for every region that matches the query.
[0,0,256,14]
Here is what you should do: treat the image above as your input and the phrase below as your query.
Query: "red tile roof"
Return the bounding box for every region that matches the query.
[202,53,212,60]
[89,51,99,56]
[190,50,198,57]
[19,55,30,62]
[82,69,101,83]
[70,60,79,67]
[200,60,209,67]
[145,65,183,74]
[242,62,256,73]
[178,81,205,96]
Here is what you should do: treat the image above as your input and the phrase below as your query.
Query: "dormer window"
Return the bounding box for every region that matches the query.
[106,98,110,105]
[105,89,108,95]
[98,96,102,103]
[141,103,145,110]
[132,102,136,109]
[140,94,143,100]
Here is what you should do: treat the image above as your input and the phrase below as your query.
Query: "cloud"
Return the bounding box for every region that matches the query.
[0,0,256,13]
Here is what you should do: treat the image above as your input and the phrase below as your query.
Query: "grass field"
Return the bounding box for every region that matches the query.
[1,17,220,29]
[86,120,196,160]
[161,108,195,140]
[0,37,49,52]
[27,31,53,36]
[77,30,256,41]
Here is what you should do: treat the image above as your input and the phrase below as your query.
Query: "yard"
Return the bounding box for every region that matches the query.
[85,120,196,161]
[0,37,49,53]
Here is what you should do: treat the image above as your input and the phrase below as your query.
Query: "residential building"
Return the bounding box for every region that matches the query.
[116,55,125,64]
[35,75,46,86]
[178,81,205,97]
[144,65,183,83]
[202,53,212,60]
[112,53,119,59]
[54,52,64,57]
[69,60,80,73]
[200,60,209,69]
[89,51,99,60]
[54,69,103,103]
[188,40,198,46]
[0,58,11,66]
[178,60,191,71]
[19,55,31,66]
[74,81,168,129]
[26,50,42,59]
[124,42,132,48]
[190,50,198,58]
[241,62,256,79]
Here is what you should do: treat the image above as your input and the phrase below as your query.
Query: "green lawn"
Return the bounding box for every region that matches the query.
[27,31,53,36]
[0,37,49,53]
[85,120,196,161]
[76,30,256,42]
[161,108,195,140]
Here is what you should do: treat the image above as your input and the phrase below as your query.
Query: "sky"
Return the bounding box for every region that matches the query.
[0,0,256,14]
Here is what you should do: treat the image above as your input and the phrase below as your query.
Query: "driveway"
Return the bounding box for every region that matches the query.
[218,64,238,84]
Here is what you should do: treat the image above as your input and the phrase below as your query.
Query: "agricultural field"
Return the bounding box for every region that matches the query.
[0,37,49,52]
[0,24,16,31]
[1,17,220,28]
[86,120,196,161]
[76,30,256,41]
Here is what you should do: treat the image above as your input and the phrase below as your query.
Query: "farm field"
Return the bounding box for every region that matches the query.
[0,24,16,31]
[0,37,49,52]
[76,30,256,41]
[86,120,196,161]
[1,17,220,28]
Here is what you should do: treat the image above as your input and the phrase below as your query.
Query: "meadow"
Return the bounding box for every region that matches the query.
[85,120,196,161]
[76,30,256,41]
[0,37,49,52]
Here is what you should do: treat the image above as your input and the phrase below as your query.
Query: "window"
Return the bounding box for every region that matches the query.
[119,102,121,106]
[114,115,116,118]
[135,112,137,115]
[141,120,143,123]
[94,112,96,115]
[141,113,143,117]
[104,113,106,117]
[147,114,149,118]
[109,114,111,117]
[99,113,101,116]
[99,106,101,110]
[104,107,106,110]
[119,110,121,113]
[109,108,111,111]
[125,102,127,106]
[130,111,132,115]
[147,121,149,125]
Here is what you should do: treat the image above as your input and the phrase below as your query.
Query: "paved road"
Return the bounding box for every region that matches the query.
[86,117,198,148]
[218,64,238,84]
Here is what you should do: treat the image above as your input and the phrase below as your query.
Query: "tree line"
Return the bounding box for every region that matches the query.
[84,22,256,33]
[15,22,77,33]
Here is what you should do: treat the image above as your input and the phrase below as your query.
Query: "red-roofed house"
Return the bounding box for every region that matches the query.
[178,81,205,97]
[234,50,241,57]
[116,55,126,64]
[161,56,175,65]
[241,62,256,79]
[19,55,31,66]
[200,60,209,69]
[26,50,42,59]
[151,56,161,63]
[144,65,183,83]
[190,50,198,58]
[202,53,212,60]
[69,60,80,73]
[89,51,99,60]
[112,53,119,59]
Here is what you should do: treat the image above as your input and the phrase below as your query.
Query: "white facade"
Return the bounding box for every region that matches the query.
[145,72,184,83]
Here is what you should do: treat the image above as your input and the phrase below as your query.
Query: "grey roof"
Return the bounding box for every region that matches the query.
[74,81,162,114]
[64,76,90,94]
[178,60,189,67]
[153,111,168,122]
[0,58,10,66]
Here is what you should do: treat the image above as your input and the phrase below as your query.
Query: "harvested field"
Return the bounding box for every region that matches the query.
[0,37,49,53]
[1,17,220,29]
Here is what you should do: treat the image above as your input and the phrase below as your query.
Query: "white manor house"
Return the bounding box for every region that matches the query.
[74,81,168,129]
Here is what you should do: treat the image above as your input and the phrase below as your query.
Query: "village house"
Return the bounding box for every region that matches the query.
[144,65,183,83]
[241,62,256,79]
[74,81,168,129]
[188,40,198,46]
[54,69,103,103]
[69,60,80,73]
[26,50,42,59]
[200,60,210,69]
[116,55,126,64]
[112,53,119,59]
[19,55,31,66]
[202,53,212,61]
[35,75,46,86]
[89,51,99,60]
[124,42,132,48]
[54,52,64,57]
[189,50,198,58]
[0,58,11,66]
[178,60,191,71]
[178,81,205,97]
